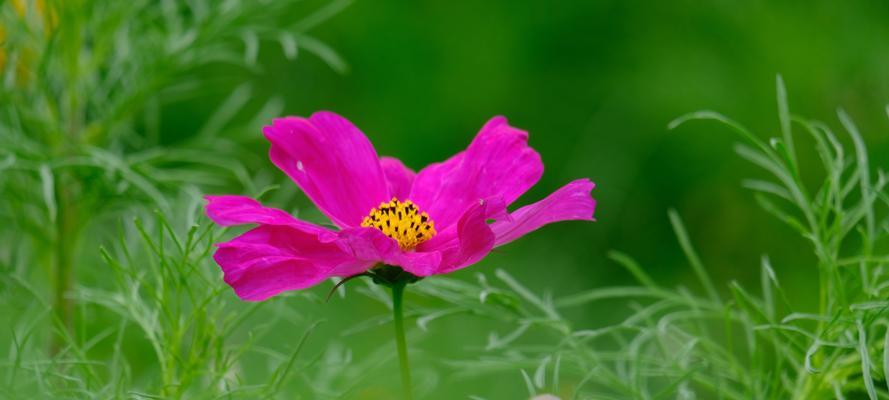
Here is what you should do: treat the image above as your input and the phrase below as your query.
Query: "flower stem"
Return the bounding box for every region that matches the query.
[391,281,413,400]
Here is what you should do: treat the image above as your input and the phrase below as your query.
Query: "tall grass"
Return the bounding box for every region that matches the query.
[1,198,323,398]
[439,77,889,399]
[0,0,348,351]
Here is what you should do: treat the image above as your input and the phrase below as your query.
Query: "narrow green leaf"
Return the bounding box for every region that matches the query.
[278,32,298,60]
[39,165,56,224]
[197,83,252,139]
[296,34,349,74]
[884,326,889,394]
[742,179,792,201]
[760,256,775,321]
[533,355,549,389]
[520,369,536,397]
[668,210,720,304]
[608,250,657,289]
[858,319,878,400]
[668,110,774,157]
[241,30,259,67]
[776,74,797,167]
[839,109,874,238]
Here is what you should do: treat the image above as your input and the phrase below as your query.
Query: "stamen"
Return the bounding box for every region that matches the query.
[361,198,437,250]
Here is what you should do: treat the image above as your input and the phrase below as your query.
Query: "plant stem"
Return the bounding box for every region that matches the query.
[391,281,413,400]
[51,176,77,354]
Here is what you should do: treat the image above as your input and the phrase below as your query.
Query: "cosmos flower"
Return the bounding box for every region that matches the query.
[205,111,596,301]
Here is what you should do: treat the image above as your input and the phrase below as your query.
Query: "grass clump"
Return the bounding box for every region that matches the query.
[1,200,328,398]
[0,0,347,353]
[433,77,889,399]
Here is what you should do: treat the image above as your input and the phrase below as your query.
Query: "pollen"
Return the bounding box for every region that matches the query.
[361,198,437,250]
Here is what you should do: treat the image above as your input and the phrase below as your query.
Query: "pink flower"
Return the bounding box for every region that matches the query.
[205,111,596,301]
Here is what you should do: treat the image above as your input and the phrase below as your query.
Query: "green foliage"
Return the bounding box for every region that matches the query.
[660,77,889,398]
[0,0,347,354]
[0,0,349,233]
[2,1,888,398]
[438,78,889,399]
[1,200,320,398]
[429,78,889,399]
[4,76,889,398]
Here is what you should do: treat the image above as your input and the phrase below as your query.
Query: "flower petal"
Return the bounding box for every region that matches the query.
[409,116,543,230]
[215,252,329,302]
[419,197,508,251]
[204,195,331,234]
[263,111,389,228]
[430,198,504,275]
[380,156,415,200]
[214,224,371,301]
[336,227,442,276]
[491,179,596,246]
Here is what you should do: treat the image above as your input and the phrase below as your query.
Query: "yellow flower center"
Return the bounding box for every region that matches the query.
[361,198,437,250]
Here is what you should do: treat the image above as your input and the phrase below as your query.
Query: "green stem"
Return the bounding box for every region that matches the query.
[391,281,413,400]
[51,176,77,354]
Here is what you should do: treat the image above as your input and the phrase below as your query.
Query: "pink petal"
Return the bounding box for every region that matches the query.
[491,179,596,246]
[430,198,503,275]
[204,195,332,236]
[419,197,508,251]
[263,111,389,228]
[409,116,543,230]
[205,195,293,226]
[215,252,329,302]
[380,156,415,200]
[337,227,443,276]
[214,224,371,301]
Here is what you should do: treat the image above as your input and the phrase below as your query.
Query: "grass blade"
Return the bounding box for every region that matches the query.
[668,209,720,304]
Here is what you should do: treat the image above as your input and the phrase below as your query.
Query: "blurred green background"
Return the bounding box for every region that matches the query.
[5,0,889,398]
